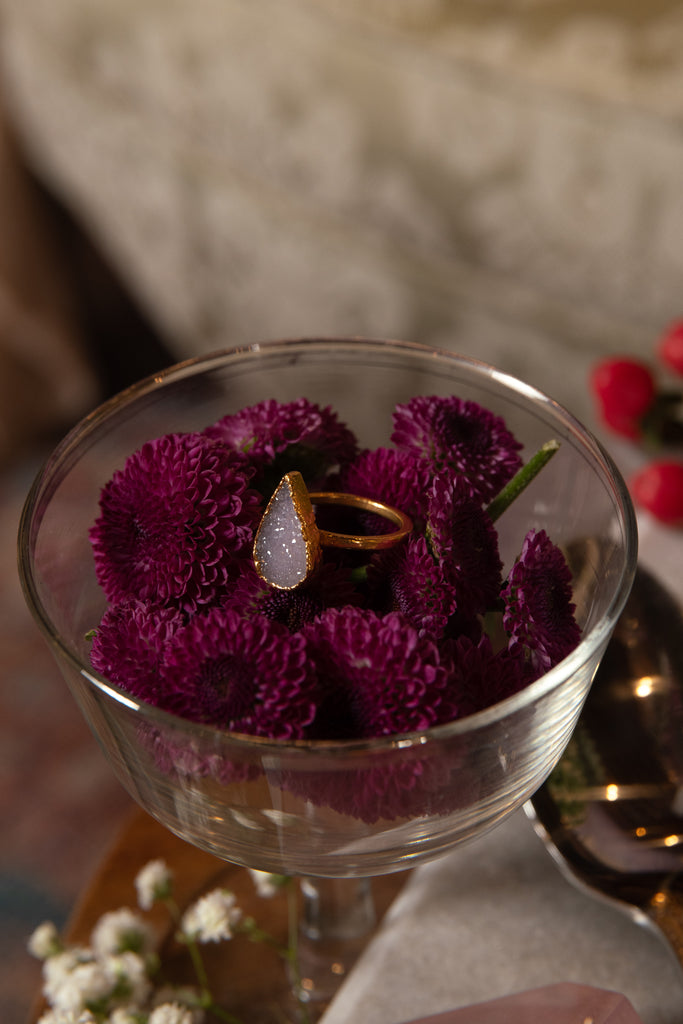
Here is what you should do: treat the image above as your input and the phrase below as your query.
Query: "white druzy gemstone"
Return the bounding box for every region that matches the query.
[253,473,317,589]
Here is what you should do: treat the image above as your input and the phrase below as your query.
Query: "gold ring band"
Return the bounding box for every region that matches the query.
[309,491,413,551]
[253,471,412,590]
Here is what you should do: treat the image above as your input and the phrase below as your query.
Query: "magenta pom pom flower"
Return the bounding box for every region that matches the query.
[163,607,318,739]
[502,528,582,675]
[391,394,522,502]
[204,397,358,491]
[87,393,580,792]
[442,634,531,719]
[303,606,452,738]
[339,447,433,527]
[90,600,184,706]
[286,750,460,825]
[426,473,503,617]
[224,561,361,632]
[368,535,458,638]
[90,432,262,613]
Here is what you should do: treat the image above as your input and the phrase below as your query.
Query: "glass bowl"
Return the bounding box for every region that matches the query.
[18,338,637,879]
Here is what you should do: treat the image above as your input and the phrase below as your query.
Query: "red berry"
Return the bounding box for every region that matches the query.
[591,357,656,438]
[599,404,641,441]
[630,460,683,526]
[658,320,683,376]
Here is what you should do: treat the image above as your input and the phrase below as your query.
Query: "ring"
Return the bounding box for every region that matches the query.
[253,471,413,591]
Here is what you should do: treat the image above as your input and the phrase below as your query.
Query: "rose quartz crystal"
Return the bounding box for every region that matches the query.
[403,983,643,1024]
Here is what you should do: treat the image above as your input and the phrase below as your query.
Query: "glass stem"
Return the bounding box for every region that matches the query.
[292,877,376,1018]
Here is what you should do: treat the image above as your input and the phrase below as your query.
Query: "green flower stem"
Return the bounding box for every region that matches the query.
[177,932,244,1024]
[237,887,311,1024]
[486,439,560,523]
[164,896,244,1024]
[239,917,289,956]
[349,565,369,585]
[165,889,307,1024]
[287,883,310,1024]
[204,1002,246,1024]
[183,933,212,995]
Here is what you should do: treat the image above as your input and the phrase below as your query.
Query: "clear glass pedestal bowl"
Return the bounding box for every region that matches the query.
[18,338,637,1021]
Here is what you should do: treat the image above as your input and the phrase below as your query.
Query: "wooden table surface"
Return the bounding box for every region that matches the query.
[29,807,410,1023]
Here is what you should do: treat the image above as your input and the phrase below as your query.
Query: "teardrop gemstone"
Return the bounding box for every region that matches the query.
[253,472,320,589]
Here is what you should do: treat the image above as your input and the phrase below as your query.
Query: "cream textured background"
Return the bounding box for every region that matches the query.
[1,0,682,422]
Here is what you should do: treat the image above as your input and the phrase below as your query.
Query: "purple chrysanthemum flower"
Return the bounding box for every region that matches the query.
[367,535,458,639]
[441,634,532,719]
[224,561,361,632]
[90,600,185,707]
[302,606,452,739]
[138,720,262,787]
[163,607,318,738]
[90,432,262,613]
[339,447,433,528]
[204,398,359,492]
[282,632,532,822]
[285,752,458,825]
[426,473,503,617]
[391,395,522,502]
[501,528,581,675]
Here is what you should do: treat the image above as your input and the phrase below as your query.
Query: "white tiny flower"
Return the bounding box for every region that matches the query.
[103,950,152,1007]
[42,949,94,1005]
[152,988,204,1024]
[46,958,112,1014]
[91,908,156,957]
[37,1009,98,1024]
[148,1003,196,1024]
[28,921,62,959]
[180,889,242,943]
[109,1006,145,1024]
[247,869,282,899]
[135,859,173,910]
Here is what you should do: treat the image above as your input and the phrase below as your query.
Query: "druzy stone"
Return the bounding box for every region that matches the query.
[253,472,319,590]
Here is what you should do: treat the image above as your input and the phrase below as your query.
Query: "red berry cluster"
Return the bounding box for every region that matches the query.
[590,320,683,527]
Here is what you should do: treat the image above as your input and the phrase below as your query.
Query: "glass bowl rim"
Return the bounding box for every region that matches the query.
[17,336,638,757]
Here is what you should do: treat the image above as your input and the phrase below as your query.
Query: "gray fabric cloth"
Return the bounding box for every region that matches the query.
[321,809,683,1024]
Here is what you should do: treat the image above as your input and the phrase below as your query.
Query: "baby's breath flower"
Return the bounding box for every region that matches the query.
[148,1004,197,1024]
[247,870,283,899]
[91,908,156,958]
[109,1009,147,1024]
[37,1010,98,1024]
[42,949,94,1005]
[180,889,242,943]
[28,921,62,959]
[135,859,174,911]
[103,951,153,1007]
[152,988,205,1024]
[44,957,111,1014]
